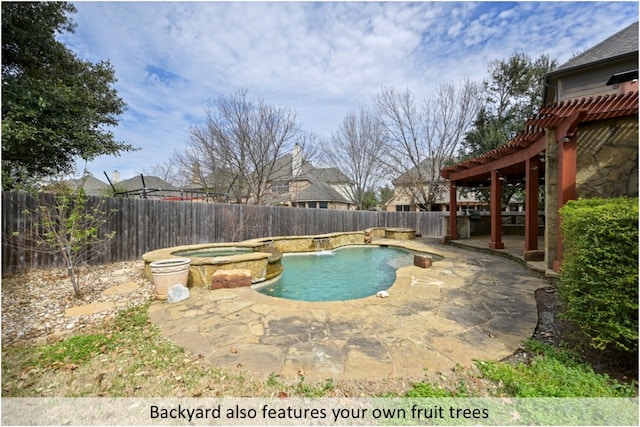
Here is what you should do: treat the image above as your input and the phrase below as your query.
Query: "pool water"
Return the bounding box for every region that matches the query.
[256,246,416,302]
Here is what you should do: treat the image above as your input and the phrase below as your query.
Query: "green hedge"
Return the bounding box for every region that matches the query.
[558,197,638,352]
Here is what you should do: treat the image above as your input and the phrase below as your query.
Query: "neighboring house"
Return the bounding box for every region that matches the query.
[385,183,486,212]
[386,159,485,212]
[179,146,356,209]
[62,175,110,197]
[441,21,638,273]
[266,145,356,210]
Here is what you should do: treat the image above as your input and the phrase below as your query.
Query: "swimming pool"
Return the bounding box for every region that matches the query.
[255,246,416,301]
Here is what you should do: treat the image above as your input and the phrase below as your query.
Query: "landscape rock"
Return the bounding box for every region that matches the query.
[413,254,433,268]
[167,284,190,303]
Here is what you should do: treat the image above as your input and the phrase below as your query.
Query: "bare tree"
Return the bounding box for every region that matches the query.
[325,107,387,210]
[7,185,116,298]
[173,140,237,198]
[375,81,481,210]
[175,89,304,204]
[143,159,189,188]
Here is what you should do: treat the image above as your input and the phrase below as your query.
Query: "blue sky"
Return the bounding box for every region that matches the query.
[60,1,638,182]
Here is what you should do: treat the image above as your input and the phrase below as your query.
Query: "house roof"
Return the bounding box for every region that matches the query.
[550,22,638,75]
[268,150,352,183]
[63,175,110,197]
[269,153,315,181]
[296,180,351,203]
[118,175,178,191]
[392,159,441,185]
[306,167,352,184]
[441,90,639,186]
[116,175,179,197]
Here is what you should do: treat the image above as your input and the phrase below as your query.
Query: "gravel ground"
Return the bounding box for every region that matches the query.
[1,260,154,346]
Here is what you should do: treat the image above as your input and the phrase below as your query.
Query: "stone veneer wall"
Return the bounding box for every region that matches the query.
[576,117,638,198]
[544,128,560,270]
[544,116,638,270]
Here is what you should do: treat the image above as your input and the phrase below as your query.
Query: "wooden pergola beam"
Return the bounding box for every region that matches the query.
[447,137,546,183]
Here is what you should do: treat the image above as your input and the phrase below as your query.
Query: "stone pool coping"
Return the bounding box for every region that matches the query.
[147,237,549,380]
[142,228,418,288]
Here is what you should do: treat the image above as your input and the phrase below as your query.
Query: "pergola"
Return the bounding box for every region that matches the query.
[441,90,638,268]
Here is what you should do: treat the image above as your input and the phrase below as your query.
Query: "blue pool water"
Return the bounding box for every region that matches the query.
[256,246,416,302]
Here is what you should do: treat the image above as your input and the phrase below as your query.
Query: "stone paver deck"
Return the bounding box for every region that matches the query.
[148,238,549,380]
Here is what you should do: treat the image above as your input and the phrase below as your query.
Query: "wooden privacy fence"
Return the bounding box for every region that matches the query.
[2,191,445,274]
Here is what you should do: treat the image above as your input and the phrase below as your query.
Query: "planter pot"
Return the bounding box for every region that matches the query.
[149,258,191,300]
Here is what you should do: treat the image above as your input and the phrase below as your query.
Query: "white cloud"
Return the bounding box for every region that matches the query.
[53,1,638,180]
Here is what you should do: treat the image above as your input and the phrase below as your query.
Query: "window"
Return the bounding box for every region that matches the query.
[396,205,410,212]
[307,201,317,209]
[319,201,328,209]
[271,181,289,193]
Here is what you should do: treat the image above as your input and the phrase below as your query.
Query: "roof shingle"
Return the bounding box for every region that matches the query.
[553,22,638,73]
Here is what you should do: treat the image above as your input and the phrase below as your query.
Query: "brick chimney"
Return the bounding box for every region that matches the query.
[292,144,302,177]
[191,163,202,184]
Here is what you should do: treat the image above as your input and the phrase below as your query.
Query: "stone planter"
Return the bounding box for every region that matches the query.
[149,258,191,300]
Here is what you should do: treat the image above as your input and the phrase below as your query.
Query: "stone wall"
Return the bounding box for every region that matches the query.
[576,117,638,198]
[544,116,638,271]
[544,128,560,270]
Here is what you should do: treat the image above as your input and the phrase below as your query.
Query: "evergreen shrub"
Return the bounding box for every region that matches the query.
[558,197,638,352]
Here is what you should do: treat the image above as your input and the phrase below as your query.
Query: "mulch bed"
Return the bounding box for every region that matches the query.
[505,284,638,387]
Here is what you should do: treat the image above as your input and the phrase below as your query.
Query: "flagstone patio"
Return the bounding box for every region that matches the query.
[148,238,550,380]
